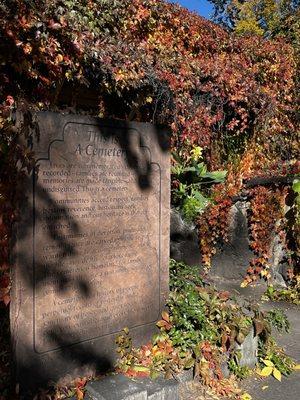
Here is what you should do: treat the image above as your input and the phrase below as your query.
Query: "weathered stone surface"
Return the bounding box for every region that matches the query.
[235,327,258,368]
[86,375,179,400]
[140,377,179,400]
[211,201,253,279]
[219,327,258,376]
[175,369,194,384]
[10,112,170,394]
[86,375,147,400]
[211,200,289,283]
[170,209,201,266]
[162,379,179,400]
[269,234,288,288]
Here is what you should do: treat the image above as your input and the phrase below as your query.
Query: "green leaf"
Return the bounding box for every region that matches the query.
[171,151,182,164]
[292,180,300,193]
[133,365,150,372]
[179,183,187,193]
[192,190,208,203]
[273,368,282,381]
[194,346,201,358]
[171,164,185,175]
[184,166,197,173]
[195,162,207,177]
[201,170,227,182]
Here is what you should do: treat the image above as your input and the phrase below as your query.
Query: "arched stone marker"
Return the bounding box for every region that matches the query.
[11,112,170,394]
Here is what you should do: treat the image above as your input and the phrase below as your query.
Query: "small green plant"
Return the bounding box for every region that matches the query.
[167,260,265,358]
[116,260,296,398]
[262,285,276,301]
[257,358,283,381]
[263,281,300,305]
[167,260,217,349]
[169,259,204,287]
[266,309,290,333]
[228,354,251,379]
[258,336,295,380]
[172,144,226,222]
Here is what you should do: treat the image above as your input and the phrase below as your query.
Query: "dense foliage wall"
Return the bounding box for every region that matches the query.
[0,0,299,301]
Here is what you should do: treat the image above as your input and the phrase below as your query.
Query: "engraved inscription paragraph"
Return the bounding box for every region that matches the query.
[33,123,161,353]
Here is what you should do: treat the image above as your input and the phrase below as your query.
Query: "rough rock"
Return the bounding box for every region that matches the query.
[211,201,253,279]
[235,327,258,369]
[170,208,202,266]
[86,375,180,400]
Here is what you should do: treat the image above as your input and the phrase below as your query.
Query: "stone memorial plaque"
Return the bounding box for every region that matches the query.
[11,112,170,393]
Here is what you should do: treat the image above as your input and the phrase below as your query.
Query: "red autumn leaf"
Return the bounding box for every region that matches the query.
[48,19,62,30]
[76,378,87,390]
[2,294,10,306]
[5,95,14,106]
[156,320,172,330]
[218,291,230,301]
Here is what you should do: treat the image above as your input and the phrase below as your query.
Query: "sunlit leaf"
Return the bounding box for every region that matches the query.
[133,365,150,372]
[123,327,129,335]
[262,359,274,367]
[273,368,282,382]
[241,393,252,400]
[258,366,273,377]
[162,311,169,322]
[292,180,300,193]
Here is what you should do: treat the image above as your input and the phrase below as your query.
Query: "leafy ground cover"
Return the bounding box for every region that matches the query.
[262,277,300,305]
[115,260,296,399]
[0,261,296,399]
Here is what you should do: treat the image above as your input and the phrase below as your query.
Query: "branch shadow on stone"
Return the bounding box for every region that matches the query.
[9,120,170,397]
